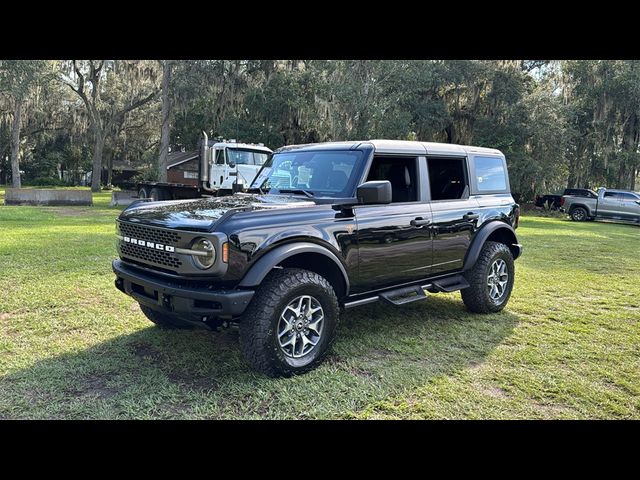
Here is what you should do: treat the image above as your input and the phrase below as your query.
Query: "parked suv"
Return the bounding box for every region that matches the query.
[113,140,523,376]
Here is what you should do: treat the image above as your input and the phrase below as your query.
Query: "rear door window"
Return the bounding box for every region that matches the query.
[473,156,508,192]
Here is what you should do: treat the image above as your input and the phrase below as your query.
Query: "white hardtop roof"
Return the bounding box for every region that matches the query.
[367,139,503,156]
[276,139,503,156]
[212,142,273,153]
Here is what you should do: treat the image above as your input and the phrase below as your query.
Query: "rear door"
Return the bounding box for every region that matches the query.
[427,155,480,275]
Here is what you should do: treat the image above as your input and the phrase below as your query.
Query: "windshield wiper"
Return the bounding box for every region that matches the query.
[277,189,315,198]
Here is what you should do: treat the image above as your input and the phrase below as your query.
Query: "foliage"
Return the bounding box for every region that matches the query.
[2,60,640,198]
[22,176,72,187]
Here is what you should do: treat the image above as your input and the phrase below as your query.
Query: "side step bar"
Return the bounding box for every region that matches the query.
[430,275,470,293]
[344,283,432,309]
[343,274,471,310]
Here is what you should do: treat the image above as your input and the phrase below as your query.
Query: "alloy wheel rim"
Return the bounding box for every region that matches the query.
[277,295,324,358]
[487,259,509,301]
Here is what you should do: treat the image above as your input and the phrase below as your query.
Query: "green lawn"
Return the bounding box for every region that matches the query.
[0,191,638,419]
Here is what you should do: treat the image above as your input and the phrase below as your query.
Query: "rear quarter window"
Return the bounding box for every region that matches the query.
[473,156,508,192]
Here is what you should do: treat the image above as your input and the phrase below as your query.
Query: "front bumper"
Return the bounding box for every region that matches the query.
[112,259,254,321]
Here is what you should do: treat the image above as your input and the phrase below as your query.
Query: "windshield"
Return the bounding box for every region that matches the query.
[250,150,365,197]
[227,148,270,166]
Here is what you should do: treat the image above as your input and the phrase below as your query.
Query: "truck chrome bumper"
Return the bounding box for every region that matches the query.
[112,259,254,321]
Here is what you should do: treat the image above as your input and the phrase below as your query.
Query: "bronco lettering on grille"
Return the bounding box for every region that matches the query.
[122,236,175,252]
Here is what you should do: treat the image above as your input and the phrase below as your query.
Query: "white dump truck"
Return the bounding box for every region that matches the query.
[137,133,273,201]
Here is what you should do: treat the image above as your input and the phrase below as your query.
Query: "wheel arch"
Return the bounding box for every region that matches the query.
[238,242,350,299]
[463,222,521,271]
[568,203,591,215]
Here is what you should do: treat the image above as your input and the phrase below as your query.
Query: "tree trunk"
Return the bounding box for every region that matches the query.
[158,60,172,182]
[10,97,22,189]
[90,128,105,192]
[106,150,113,187]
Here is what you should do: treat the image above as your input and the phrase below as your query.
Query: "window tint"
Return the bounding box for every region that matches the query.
[619,192,639,201]
[474,156,507,192]
[366,157,418,203]
[252,150,364,197]
[604,192,619,199]
[427,157,468,200]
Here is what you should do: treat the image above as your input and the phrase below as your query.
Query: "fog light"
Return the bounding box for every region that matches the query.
[191,237,216,269]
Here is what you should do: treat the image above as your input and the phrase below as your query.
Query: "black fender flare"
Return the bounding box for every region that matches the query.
[238,242,350,295]
[462,222,521,271]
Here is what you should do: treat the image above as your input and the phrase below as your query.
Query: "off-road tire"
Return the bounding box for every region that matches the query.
[461,241,515,314]
[239,268,340,377]
[139,304,193,329]
[570,206,588,222]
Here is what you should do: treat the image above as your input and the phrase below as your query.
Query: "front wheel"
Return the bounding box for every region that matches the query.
[461,241,515,314]
[239,268,340,377]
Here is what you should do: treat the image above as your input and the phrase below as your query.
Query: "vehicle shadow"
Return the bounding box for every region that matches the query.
[0,295,518,419]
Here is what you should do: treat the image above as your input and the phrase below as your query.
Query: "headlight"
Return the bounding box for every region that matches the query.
[191,237,216,269]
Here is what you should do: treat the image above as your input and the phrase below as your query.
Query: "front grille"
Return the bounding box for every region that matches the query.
[119,222,182,245]
[120,242,183,269]
[118,222,183,270]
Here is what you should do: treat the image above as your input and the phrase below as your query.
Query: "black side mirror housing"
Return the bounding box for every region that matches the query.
[356,181,392,205]
[228,161,236,169]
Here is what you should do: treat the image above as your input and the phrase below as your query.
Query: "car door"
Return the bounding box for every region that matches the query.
[618,192,640,220]
[598,191,621,218]
[210,148,227,188]
[427,155,480,276]
[354,156,433,292]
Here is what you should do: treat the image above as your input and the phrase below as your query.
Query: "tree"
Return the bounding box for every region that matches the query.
[61,60,160,192]
[0,60,53,188]
[158,60,172,182]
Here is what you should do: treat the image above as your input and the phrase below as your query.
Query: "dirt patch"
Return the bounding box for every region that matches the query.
[365,348,397,360]
[47,207,95,217]
[350,366,376,379]
[0,312,13,322]
[130,342,165,362]
[166,370,218,392]
[68,374,119,400]
[480,385,508,399]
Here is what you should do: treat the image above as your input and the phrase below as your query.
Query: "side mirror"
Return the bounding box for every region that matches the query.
[356,181,392,205]
[228,161,236,169]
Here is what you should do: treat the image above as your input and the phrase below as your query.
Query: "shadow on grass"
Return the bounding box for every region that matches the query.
[0,295,518,419]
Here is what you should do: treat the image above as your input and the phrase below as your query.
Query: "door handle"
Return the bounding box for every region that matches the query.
[463,213,479,221]
[410,217,432,227]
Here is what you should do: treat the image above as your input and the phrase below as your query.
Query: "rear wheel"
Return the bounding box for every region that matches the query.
[239,268,340,377]
[570,207,588,221]
[139,304,193,329]
[150,187,169,201]
[461,241,515,314]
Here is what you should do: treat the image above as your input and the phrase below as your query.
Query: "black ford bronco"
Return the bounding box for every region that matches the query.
[113,140,522,376]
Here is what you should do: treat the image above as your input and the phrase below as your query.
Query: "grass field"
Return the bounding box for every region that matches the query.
[0,187,638,419]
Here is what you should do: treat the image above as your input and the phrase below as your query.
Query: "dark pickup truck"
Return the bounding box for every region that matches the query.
[535,188,597,210]
[113,140,522,376]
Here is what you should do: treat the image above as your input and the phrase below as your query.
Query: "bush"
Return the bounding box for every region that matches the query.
[23,177,72,187]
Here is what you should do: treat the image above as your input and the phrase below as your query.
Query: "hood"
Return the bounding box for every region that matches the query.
[118,193,316,231]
